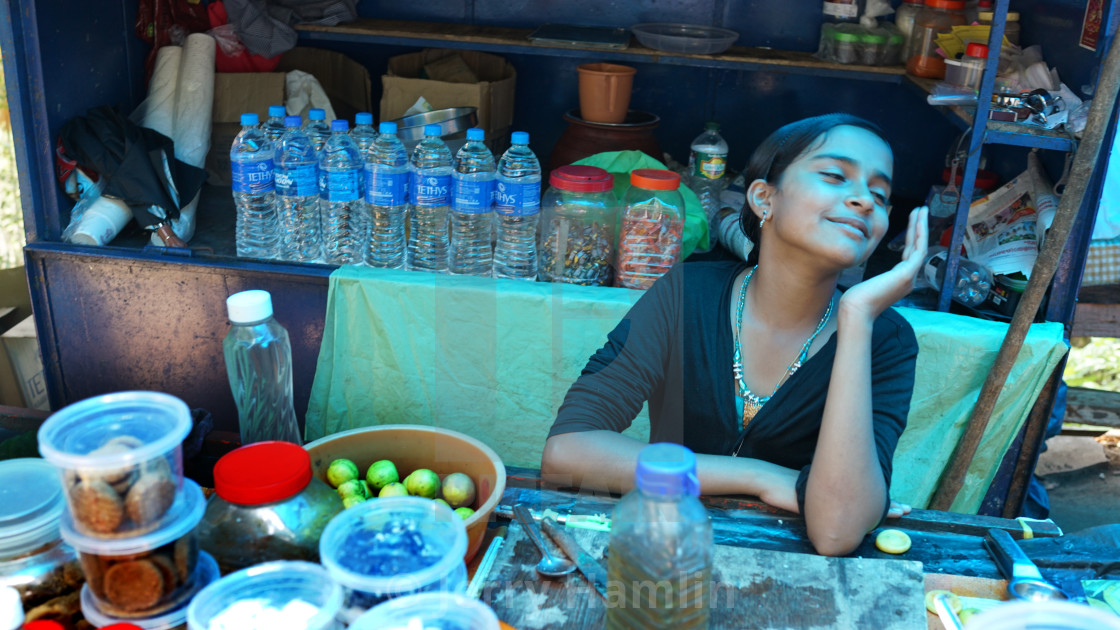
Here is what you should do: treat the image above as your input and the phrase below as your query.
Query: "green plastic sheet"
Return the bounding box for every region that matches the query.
[572,150,710,255]
[306,267,1067,514]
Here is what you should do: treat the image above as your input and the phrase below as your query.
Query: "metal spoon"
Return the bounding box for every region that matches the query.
[513,504,576,578]
[984,528,1069,602]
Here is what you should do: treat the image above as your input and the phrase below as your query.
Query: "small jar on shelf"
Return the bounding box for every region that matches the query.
[616,169,685,290]
[538,165,618,287]
[906,0,968,79]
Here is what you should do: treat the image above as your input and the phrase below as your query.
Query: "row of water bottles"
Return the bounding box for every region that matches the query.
[230,106,541,278]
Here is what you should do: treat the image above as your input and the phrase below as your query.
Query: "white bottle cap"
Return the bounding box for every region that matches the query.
[226,290,273,324]
[0,586,23,630]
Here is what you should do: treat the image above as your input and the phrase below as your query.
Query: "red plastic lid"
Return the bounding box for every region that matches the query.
[965,43,989,58]
[22,622,68,630]
[926,0,965,9]
[942,166,999,190]
[214,441,312,505]
[630,168,680,191]
[97,625,145,630]
[550,165,614,192]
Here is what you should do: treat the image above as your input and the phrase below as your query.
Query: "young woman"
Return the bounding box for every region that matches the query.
[541,113,930,556]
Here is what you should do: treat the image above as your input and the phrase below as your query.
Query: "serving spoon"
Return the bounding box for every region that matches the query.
[513,504,577,578]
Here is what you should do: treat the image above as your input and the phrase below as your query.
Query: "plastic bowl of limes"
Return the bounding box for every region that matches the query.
[304,425,507,564]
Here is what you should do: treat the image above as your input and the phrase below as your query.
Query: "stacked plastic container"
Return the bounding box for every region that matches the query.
[36,391,219,630]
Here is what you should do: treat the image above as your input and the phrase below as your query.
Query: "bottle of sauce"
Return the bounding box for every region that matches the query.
[905,0,967,79]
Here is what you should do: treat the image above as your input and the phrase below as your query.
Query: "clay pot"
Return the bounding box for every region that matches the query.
[577,63,636,124]
[548,109,663,172]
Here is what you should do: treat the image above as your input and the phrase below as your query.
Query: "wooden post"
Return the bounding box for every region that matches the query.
[929,38,1120,511]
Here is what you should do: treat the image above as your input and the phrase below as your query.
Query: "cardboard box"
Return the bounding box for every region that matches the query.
[205,48,373,185]
[2,315,49,411]
[380,49,516,144]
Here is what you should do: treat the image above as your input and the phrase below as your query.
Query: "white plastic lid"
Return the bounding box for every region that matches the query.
[0,459,65,558]
[0,586,22,630]
[226,290,273,324]
[349,593,499,630]
[80,552,219,630]
[187,561,343,630]
[59,480,204,555]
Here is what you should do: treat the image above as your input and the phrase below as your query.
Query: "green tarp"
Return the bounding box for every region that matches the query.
[307,266,1067,514]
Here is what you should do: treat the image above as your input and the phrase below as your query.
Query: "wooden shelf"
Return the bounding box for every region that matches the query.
[907,76,1077,151]
[295,18,907,83]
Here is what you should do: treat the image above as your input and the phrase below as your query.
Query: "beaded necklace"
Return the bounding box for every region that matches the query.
[732,266,834,429]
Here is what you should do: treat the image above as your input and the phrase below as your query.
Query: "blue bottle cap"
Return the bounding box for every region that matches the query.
[423,124,442,137]
[284,115,302,128]
[511,131,529,145]
[309,108,326,121]
[268,105,285,118]
[240,113,259,126]
[331,119,349,132]
[378,121,398,134]
[634,443,700,497]
[466,128,485,141]
[355,112,373,125]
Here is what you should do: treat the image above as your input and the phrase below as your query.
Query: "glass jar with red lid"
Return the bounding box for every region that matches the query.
[617,169,685,290]
[905,0,967,79]
[539,165,618,286]
[196,442,342,574]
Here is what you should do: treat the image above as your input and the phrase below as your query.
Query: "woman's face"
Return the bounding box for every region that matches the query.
[760,125,894,270]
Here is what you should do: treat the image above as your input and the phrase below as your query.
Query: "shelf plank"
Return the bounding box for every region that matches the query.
[295,19,906,82]
[907,76,1077,151]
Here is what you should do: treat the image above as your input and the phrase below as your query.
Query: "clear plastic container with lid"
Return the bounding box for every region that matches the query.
[37,391,192,538]
[349,593,499,630]
[617,169,685,290]
[197,442,343,574]
[186,560,343,630]
[605,444,712,629]
[79,552,219,630]
[539,165,617,286]
[0,459,83,609]
[905,0,967,79]
[978,10,1019,45]
[894,0,924,47]
[60,480,205,618]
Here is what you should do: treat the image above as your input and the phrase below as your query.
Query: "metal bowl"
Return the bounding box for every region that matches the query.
[392,107,479,142]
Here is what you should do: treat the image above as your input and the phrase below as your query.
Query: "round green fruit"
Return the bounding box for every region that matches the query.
[379,482,409,498]
[365,460,399,492]
[404,469,441,499]
[326,459,360,488]
[440,472,476,509]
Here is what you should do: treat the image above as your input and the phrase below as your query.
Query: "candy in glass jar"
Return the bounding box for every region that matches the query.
[616,169,685,290]
[539,165,617,286]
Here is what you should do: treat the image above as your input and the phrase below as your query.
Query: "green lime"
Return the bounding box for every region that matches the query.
[342,495,366,509]
[326,459,360,488]
[404,469,441,499]
[440,472,476,509]
[379,482,409,498]
[365,460,399,491]
[433,498,451,508]
[454,507,475,521]
[337,479,367,500]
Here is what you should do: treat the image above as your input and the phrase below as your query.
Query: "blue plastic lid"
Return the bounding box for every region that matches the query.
[379,122,398,134]
[269,105,285,117]
[331,119,349,132]
[466,128,484,141]
[240,113,259,126]
[355,112,373,125]
[634,443,700,497]
[511,131,529,145]
[284,115,302,128]
[423,124,442,137]
[309,108,326,121]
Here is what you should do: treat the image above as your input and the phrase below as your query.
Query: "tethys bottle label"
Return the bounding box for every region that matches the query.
[452,175,495,213]
[275,164,318,197]
[231,159,275,194]
[692,151,727,180]
[494,180,541,216]
[319,169,362,202]
[365,167,408,207]
[411,174,452,207]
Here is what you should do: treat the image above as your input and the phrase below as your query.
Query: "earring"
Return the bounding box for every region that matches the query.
[759,210,769,228]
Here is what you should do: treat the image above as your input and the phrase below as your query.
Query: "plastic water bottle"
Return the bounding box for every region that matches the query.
[688,121,729,244]
[363,121,409,269]
[319,119,366,265]
[408,124,453,273]
[274,115,322,263]
[305,108,331,153]
[223,290,301,446]
[263,105,287,143]
[606,444,712,629]
[493,131,541,280]
[230,113,280,259]
[350,112,378,156]
[916,246,993,307]
[449,128,495,276]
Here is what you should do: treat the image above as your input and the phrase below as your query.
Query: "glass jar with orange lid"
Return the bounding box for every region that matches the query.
[616,169,685,290]
[905,0,967,79]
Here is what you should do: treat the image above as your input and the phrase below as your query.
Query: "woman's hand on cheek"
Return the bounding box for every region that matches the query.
[839,206,929,322]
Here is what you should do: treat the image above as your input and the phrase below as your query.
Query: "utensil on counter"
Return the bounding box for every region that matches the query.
[931,592,964,630]
[984,528,1069,602]
[512,505,576,578]
[541,516,609,600]
[391,106,478,143]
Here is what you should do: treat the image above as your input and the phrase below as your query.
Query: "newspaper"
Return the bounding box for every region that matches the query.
[963,169,1044,277]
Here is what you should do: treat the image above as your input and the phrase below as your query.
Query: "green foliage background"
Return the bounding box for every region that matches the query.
[1065,337,1120,392]
[0,51,25,270]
